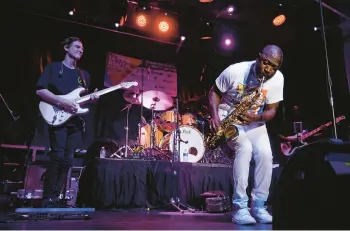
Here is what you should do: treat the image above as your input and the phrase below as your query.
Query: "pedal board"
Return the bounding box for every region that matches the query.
[14,207,95,220]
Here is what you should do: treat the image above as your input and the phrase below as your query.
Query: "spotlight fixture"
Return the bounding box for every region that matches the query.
[273,14,286,26]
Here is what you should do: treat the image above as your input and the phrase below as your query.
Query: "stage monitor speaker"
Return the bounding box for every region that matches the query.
[273,139,350,230]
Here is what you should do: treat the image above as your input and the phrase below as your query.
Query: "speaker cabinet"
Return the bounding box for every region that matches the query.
[273,139,350,230]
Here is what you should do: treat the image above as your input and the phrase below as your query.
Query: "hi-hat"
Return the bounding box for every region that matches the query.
[138,90,173,111]
[123,91,140,104]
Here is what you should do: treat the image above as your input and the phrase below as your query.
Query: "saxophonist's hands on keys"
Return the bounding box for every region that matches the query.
[239,111,260,124]
[209,116,221,132]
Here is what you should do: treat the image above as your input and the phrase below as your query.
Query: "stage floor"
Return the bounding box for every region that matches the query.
[0,209,272,230]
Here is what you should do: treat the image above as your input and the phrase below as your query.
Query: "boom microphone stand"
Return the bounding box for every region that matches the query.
[0,94,20,122]
[111,104,133,158]
[317,0,338,139]
[169,97,195,213]
[0,94,20,182]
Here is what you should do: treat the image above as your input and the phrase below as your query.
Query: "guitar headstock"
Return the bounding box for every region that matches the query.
[121,81,138,89]
[336,115,346,122]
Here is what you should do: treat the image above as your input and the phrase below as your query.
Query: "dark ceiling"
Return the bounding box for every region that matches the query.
[13,0,346,49]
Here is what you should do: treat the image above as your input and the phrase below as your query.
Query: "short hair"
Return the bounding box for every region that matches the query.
[61,37,81,47]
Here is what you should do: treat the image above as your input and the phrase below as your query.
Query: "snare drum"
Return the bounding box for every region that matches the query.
[181,113,197,126]
[159,125,205,163]
[139,124,163,148]
[158,110,178,132]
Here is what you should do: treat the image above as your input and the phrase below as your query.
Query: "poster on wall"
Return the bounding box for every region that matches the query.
[104,52,177,97]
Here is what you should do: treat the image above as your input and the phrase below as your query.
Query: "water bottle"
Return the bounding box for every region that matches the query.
[183,148,188,162]
[100,146,106,158]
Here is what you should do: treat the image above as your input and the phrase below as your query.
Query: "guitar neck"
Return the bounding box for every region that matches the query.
[75,85,122,104]
[301,116,344,140]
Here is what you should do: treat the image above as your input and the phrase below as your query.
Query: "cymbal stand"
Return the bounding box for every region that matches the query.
[111,104,133,158]
[149,104,156,157]
[170,97,196,213]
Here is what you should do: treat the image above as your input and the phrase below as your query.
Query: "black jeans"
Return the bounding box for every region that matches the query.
[43,123,82,199]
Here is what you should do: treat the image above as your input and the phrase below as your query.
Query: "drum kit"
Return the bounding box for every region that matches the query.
[115,89,232,164]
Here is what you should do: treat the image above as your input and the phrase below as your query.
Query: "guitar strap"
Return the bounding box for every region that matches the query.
[78,68,88,90]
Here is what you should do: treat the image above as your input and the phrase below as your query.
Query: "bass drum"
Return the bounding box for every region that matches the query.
[159,125,205,163]
[139,124,163,148]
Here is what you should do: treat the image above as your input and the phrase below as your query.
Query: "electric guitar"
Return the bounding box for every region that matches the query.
[39,81,138,126]
[280,115,346,156]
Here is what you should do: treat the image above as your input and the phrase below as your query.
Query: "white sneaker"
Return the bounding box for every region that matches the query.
[232,208,257,225]
[251,207,273,224]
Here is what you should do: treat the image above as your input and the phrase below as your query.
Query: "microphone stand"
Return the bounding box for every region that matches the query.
[169,97,196,213]
[0,94,20,183]
[317,0,338,139]
[111,104,133,158]
[0,94,20,121]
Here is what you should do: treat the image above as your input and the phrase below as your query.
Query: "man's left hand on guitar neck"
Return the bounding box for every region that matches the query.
[89,88,99,102]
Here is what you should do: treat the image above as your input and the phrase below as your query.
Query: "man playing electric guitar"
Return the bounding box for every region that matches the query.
[36,37,99,208]
[280,115,346,156]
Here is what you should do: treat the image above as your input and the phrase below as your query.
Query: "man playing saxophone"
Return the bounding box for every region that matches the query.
[208,45,284,225]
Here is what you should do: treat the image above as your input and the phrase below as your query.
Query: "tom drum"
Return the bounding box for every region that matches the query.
[181,113,197,126]
[158,110,178,132]
[139,124,163,148]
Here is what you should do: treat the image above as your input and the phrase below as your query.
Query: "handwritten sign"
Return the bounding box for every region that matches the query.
[104,52,177,97]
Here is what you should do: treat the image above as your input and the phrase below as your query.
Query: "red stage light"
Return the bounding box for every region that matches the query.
[136,14,147,27]
[273,14,286,26]
[158,21,169,32]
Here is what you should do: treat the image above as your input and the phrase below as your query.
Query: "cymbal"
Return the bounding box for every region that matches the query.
[123,91,140,104]
[138,90,173,111]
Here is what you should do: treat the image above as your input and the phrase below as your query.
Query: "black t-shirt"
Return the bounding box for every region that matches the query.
[36,62,91,127]
[36,62,90,94]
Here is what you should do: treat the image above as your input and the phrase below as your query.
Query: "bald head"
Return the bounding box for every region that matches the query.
[261,45,283,66]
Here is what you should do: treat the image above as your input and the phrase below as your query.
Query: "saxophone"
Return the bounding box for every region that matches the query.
[206,77,265,150]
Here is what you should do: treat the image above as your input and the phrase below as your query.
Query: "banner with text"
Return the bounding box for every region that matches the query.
[104,52,177,97]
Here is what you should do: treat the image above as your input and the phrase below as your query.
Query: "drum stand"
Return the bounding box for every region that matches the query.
[170,98,196,213]
[111,104,133,158]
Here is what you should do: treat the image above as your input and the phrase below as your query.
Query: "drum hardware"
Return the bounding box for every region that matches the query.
[137,90,173,159]
[111,103,133,158]
[169,97,196,213]
[123,91,140,105]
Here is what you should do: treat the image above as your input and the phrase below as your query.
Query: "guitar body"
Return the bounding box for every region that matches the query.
[39,88,89,126]
[280,141,303,156]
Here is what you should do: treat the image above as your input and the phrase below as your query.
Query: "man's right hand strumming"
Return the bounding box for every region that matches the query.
[57,98,77,113]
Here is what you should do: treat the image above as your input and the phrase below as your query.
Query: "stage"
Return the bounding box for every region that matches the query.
[0,209,272,230]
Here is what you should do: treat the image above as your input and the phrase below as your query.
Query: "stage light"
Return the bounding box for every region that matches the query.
[181,36,186,41]
[158,21,169,32]
[68,8,76,16]
[227,6,234,13]
[199,0,213,2]
[273,14,286,26]
[115,23,120,28]
[136,14,147,27]
[225,39,231,45]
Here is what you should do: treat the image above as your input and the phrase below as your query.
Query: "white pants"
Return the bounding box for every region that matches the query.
[219,110,273,209]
